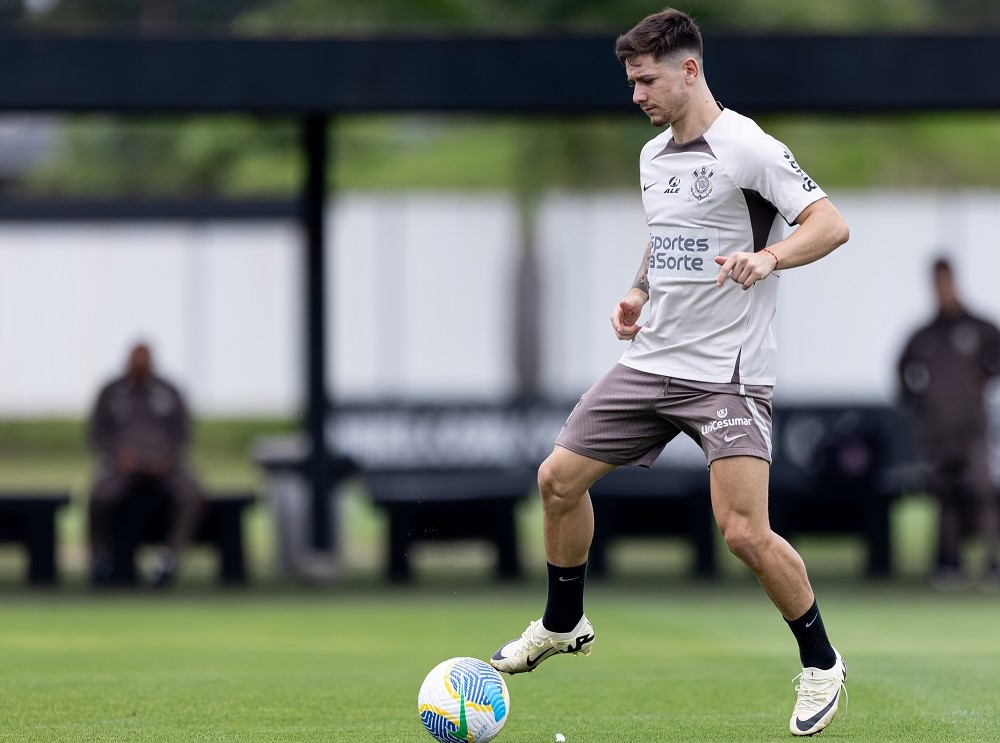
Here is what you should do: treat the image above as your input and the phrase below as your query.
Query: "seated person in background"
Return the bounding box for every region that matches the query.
[87,342,204,586]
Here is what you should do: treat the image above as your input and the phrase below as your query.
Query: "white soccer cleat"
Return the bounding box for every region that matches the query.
[789,650,847,736]
[490,615,595,674]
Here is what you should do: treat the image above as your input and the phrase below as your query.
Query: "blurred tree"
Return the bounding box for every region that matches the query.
[14,0,1000,33]
[23,116,300,197]
[19,0,268,31]
[235,0,941,33]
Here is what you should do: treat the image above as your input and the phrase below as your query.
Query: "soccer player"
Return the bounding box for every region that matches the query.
[489,8,850,737]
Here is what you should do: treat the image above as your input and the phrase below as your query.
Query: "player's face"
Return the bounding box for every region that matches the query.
[625,53,690,128]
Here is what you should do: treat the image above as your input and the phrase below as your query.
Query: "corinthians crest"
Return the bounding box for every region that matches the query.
[689,165,714,202]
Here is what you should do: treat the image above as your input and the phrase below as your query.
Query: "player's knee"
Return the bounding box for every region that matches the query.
[721,521,764,568]
[537,459,582,511]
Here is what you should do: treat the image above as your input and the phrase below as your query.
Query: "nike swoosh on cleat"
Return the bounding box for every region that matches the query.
[560,634,595,654]
[526,648,557,667]
[794,690,840,732]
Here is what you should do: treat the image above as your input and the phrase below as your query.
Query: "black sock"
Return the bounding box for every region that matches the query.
[785,600,836,670]
[542,561,587,633]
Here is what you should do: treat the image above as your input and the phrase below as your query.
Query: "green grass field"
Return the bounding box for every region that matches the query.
[2,419,1000,741]
[2,580,999,742]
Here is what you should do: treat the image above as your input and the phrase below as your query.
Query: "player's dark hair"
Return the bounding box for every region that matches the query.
[614,7,703,66]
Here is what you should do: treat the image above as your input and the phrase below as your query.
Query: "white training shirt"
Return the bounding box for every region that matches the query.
[619,107,827,386]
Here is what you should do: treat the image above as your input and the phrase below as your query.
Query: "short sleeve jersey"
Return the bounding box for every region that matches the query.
[619,108,827,386]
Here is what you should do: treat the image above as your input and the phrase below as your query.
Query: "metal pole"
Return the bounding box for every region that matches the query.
[302,114,332,551]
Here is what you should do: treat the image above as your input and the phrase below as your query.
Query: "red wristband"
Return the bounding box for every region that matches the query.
[763,247,779,269]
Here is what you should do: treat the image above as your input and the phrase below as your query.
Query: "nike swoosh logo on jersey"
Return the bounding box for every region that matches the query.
[723,432,749,442]
[794,690,840,732]
[642,182,657,191]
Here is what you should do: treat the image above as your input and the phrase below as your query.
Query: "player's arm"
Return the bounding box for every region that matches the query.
[611,242,651,340]
[766,197,849,270]
[715,198,849,290]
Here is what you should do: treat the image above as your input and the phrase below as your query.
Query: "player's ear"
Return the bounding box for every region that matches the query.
[682,56,700,83]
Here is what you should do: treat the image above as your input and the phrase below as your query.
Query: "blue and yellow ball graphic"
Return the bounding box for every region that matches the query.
[417,657,510,743]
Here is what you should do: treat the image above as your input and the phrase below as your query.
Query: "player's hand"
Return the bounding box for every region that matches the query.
[714,251,776,290]
[611,289,646,340]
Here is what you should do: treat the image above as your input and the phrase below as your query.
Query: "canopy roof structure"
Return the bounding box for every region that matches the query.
[3,33,1000,113]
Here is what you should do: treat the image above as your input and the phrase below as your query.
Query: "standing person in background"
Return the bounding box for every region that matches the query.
[489,7,851,737]
[87,341,205,587]
[897,257,1000,590]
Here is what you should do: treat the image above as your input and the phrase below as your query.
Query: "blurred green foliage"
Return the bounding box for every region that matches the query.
[764,113,1000,188]
[11,0,1000,35]
[19,111,1000,198]
[11,0,983,34]
[23,116,302,198]
[0,418,297,489]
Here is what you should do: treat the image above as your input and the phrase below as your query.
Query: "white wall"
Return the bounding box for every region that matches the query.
[1,189,998,417]
[776,191,1000,403]
[0,222,300,416]
[329,193,519,400]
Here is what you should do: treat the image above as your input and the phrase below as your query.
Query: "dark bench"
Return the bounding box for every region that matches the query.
[0,492,72,585]
[108,489,256,586]
[589,464,716,578]
[767,404,922,578]
[323,401,919,581]
[365,468,535,582]
[327,402,568,582]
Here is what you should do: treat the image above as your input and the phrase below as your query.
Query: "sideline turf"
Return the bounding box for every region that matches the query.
[0,582,997,742]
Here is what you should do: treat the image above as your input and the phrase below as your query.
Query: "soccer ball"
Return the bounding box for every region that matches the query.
[417,656,510,742]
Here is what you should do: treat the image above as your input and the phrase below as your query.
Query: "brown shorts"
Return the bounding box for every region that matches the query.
[555,363,773,467]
